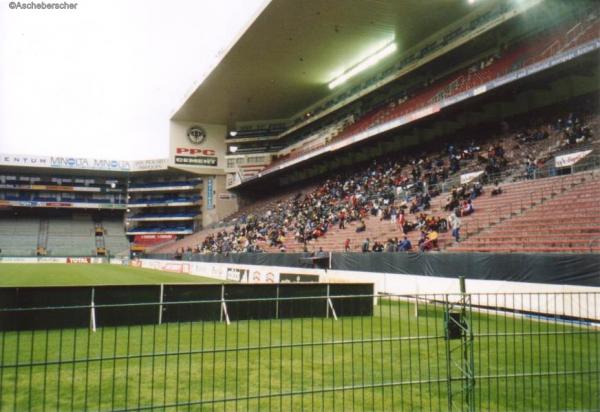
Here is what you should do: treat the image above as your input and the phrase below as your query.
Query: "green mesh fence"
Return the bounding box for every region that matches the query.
[0,292,598,411]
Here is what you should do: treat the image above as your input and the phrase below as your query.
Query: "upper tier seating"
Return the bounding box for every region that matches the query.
[263,14,600,173]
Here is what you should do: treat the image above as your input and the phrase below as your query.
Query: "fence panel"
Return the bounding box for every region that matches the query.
[0,292,598,411]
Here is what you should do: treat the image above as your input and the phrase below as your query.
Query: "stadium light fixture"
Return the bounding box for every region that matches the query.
[229,131,238,137]
[229,145,239,153]
[328,41,397,89]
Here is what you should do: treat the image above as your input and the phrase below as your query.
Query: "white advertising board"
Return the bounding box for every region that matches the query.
[138,259,600,320]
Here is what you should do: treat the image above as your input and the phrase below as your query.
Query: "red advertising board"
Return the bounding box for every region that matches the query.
[133,234,176,245]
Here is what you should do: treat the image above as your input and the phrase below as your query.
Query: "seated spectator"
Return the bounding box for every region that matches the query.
[420,230,439,252]
[470,181,483,200]
[385,239,396,252]
[403,219,417,234]
[356,219,366,233]
[491,183,503,196]
[398,236,412,251]
[461,199,474,217]
[444,189,460,212]
[372,241,384,252]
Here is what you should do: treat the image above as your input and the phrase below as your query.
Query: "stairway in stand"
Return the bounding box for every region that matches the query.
[449,170,600,253]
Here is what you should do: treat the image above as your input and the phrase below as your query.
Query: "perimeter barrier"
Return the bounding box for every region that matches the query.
[0,291,598,411]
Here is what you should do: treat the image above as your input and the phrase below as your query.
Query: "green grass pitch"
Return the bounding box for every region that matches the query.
[0,298,598,411]
[0,264,220,287]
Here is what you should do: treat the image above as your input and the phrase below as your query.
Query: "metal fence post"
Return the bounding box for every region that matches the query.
[326,284,338,320]
[460,277,475,412]
[89,287,96,332]
[220,284,231,325]
[158,283,164,325]
[275,284,280,319]
[445,276,475,411]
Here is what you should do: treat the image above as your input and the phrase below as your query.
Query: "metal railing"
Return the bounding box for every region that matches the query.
[0,291,598,411]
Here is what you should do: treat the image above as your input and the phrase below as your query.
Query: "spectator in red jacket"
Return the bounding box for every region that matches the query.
[344,238,351,252]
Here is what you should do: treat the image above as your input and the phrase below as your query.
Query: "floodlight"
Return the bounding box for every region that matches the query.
[229,146,239,153]
[229,131,238,137]
[328,41,397,89]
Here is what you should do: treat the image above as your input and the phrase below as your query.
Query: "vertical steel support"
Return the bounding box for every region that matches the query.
[158,283,164,325]
[220,284,231,325]
[326,284,338,320]
[460,277,475,412]
[89,287,96,332]
[444,276,475,411]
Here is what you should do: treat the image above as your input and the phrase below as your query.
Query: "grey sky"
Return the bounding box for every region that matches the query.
[0,0,267,160]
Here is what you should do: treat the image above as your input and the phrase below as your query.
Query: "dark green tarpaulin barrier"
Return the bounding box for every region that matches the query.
[0,283,373,331]
[145,252,600,286]
[330,252,600,287]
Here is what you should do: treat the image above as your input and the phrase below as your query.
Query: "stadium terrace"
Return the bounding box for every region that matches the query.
[1,0,599,410]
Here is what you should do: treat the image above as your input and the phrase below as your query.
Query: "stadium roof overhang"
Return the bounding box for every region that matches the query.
[171,0,495,127]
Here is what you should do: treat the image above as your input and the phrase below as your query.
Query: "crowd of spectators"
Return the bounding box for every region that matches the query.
[179,101,597,256]
[511,109,597,180]
[192,138,498,254]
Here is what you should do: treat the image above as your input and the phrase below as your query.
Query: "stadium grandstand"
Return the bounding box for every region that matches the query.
[2,0,598,260]
[153,0,600,257]
[0,161,210,256]
[1,0,599,410]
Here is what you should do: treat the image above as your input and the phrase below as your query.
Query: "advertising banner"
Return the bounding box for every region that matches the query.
[169,122,224,170]
[133,234,176,245]
[226,267,249,282]
[0,153,169,172]
[555,150,592,168]
[0,200,126,210]
[139,259,294,283]
[460,170,484,184]
[66,257,91,264]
